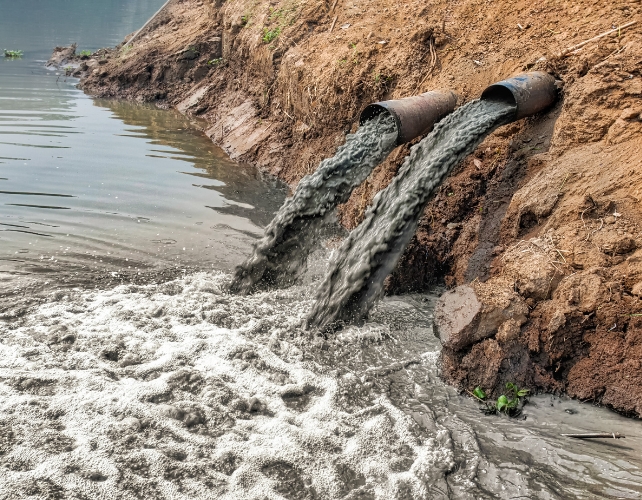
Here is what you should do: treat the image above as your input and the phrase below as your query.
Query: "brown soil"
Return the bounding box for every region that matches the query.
[69,0,642,416]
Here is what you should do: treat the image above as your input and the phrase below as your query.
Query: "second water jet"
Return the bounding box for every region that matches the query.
[307,72,558,330]
[230,90,457,294]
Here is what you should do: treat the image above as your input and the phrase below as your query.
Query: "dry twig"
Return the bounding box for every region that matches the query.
[329,15,338,33]
[562,433,625,439]
[556,20,638,58]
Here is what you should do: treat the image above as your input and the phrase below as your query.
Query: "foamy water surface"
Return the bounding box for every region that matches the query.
[2,270,642,499]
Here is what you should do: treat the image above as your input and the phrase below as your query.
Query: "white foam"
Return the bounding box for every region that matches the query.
[0,272,458,499]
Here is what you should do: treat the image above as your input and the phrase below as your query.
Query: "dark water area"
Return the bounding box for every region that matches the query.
[0,0,287,291]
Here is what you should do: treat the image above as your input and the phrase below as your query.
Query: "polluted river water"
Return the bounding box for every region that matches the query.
[1,1,642,499]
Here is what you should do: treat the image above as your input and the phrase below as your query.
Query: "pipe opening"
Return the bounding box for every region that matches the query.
[359,90,458,145]
[480,85,517,108]
[359,104,392,124]
[480,72,557,120]
[359,106,400,144]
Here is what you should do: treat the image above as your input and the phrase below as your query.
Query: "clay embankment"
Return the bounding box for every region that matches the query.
[75,0,642,417]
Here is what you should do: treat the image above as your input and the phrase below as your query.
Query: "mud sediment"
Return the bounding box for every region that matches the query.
[70,0,642,416]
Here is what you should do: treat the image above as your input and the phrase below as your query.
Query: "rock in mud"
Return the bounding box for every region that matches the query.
[434,279,528,351]
[501,238,564,300]
[46,44,77,68]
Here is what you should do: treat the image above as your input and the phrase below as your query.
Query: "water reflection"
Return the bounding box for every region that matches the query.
[98,99,286,228]
[0,0,287,286]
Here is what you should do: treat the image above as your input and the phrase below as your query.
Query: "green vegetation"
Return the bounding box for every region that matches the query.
[472,386,487,400]
[3,49,23,58]
[267,0,299,26]
[79,50,92,57]
[207,58,224,66]
[349,42,360,64]
[262,27,281,44]
[373,71,393,85]
[260,0,299,46]
[473,383,530,417]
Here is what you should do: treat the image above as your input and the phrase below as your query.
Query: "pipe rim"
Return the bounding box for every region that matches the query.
[359,105,401,144]
[480,84,518,108]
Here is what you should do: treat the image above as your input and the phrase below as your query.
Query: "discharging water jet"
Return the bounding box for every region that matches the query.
[230,90,457,294]
[307,72,557,330]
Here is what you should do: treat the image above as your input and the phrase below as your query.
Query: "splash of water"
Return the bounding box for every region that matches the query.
[230,112,398,294]
[307,100,516,330]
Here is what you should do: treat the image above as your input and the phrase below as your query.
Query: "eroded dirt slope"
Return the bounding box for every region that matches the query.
[75,0,642,416]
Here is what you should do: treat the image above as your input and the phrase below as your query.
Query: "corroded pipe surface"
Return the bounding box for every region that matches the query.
[480,71,557,120]
[360,89,458,145]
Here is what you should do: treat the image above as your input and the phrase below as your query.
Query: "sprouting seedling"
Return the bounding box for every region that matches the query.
[262,27,281,43]
[496,382,529,414]
[472,386,486,400]
[473,383,530,417]
[80,50,92,57]
[4,49,23,58]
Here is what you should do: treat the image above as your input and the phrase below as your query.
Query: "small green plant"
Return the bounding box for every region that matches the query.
[268,6,283,20]
[262,27,281,43]
[79,50,92,57]
[349,42,360,64]
[373,71,392,84]
[120,44,133,56]
[4,49,23,58]
[472,386,486,400]
[337,58,347,66]
[472,383,530,417]
[207,58,224,66]
[241,14,249,25]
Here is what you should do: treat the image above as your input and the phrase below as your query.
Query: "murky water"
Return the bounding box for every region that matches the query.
[1,1,641,499]
[0,0,287,290]
[308,100,515,330]
[231,112,397,294]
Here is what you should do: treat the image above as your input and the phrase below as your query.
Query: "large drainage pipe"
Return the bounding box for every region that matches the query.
[360,90,458,145]
[480,71,557,119]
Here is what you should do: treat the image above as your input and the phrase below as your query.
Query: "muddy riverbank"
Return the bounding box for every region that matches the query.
[72,0,642,417]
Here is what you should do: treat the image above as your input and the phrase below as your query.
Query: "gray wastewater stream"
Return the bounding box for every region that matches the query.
[1,1,642,499]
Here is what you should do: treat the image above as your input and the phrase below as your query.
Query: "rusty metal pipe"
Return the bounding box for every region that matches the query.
[480,71,557,120]
[360,90,458,145]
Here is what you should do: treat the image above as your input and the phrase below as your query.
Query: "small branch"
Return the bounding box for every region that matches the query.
[590,43,629,72]
[557,20,638,58]
[328,0,339,15]
[558,172,571,193]
[562,433,625,439]
[329,15,338,33]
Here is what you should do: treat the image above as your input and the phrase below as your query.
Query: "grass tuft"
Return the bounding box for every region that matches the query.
[262,27,281,44]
